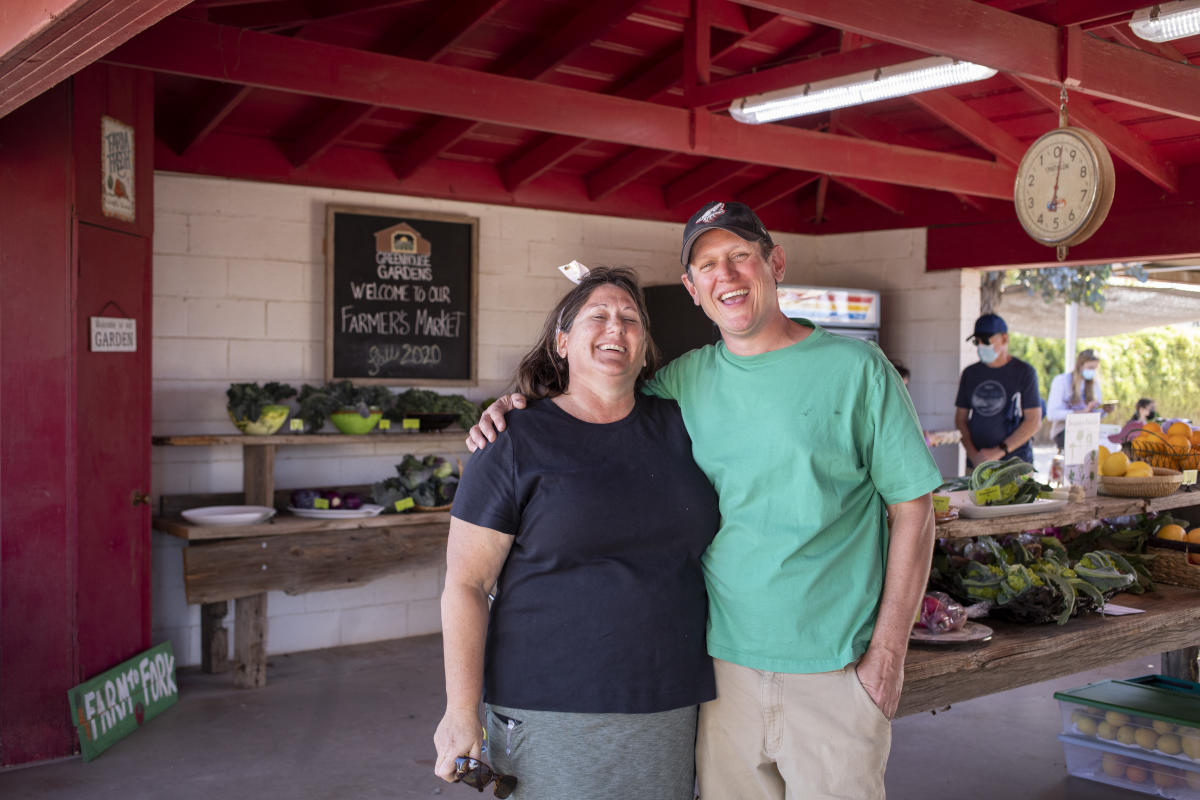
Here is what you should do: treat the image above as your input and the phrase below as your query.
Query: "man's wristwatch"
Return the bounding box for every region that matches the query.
[1000,441,1010,456]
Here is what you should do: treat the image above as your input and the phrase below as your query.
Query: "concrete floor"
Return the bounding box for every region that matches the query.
[0,634,1175,800]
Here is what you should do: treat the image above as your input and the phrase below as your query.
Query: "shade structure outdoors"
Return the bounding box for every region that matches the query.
[999,283,1200,339]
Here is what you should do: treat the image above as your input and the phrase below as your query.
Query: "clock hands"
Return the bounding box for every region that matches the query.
[1047,147,1064,212]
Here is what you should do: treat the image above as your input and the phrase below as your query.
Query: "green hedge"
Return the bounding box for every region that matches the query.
[1009,326,1200,423]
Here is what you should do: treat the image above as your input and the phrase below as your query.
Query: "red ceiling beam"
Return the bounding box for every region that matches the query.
[167,83,253,155]
[105,17,1016,197]
[738,0,1059,81]
[294,0,512,168]
[739,0,1200,122]
[664,159,749,208]
[1104,23,1189,63]
[638,0,750,33]
[908,90,1026,167]
[207,0,424,30]
[501,135,589,190]
[0,0,192,121]
[1007,76,1178,193]
[392,0,645,180]
[686,42,928,109]
[927,202,1200,270]
[834,177,910,214]
[588,149,674,200]
[738,169,820,210]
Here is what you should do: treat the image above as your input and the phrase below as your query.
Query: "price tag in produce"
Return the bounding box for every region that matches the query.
[289,419,304,431]
[999,482,1019,501]
[394,497,414,512]
[974,485,1003,505]
[932,494,950,513]
[1184,469,1198,486]
[378,419,391,430]
[402,418,420,430]
[314,498,330,510]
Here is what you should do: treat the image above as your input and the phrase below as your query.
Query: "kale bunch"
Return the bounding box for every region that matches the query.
[371,454,459,511]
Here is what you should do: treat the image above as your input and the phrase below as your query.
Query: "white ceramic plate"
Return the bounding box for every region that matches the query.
[181,505,277,526]
[910,621,994,645]
[287,504,385,519]
[956,496,1069,519]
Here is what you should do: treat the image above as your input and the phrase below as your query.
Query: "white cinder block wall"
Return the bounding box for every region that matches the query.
[151,173,974,665]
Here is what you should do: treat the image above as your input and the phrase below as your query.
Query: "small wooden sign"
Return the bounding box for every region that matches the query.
[90,316,137,352]
[68,641,178,761]
[101,115,135,222]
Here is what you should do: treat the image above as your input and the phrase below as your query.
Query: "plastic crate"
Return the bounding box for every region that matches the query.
[1055,675,1200,793]
[1060,734,1200,797]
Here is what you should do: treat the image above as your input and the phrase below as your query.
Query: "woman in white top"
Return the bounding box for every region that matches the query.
[1046,349,1115,450]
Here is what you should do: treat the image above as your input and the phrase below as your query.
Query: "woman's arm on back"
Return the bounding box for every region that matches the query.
[433,518,514,782]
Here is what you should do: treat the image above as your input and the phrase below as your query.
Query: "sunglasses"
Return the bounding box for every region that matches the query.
[454,757,518,798]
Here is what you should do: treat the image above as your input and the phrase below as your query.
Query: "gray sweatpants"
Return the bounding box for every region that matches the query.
[485,703,698,800]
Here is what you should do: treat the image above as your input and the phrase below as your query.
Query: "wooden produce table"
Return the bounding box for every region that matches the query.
[153,432,465,688]
[898,490,1200,717]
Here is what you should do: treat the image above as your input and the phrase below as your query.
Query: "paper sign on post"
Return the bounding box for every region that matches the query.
[1063,412,1100,496]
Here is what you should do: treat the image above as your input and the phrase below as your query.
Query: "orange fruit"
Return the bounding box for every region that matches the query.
[1190,431,1200,447]
[1186,528,1200,565]
[1157,524,1187,541]
[1169,421,1193,438]
[1168,434,1191,454]
[1126,764,1149,783]
[1145,421,1163,435]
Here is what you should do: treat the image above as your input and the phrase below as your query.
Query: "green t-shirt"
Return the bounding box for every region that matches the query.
[646,322,943,673]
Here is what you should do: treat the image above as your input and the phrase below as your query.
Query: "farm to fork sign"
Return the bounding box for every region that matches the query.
[68,642,177,761]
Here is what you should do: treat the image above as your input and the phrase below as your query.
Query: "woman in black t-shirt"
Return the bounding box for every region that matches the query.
[433,267,719,799]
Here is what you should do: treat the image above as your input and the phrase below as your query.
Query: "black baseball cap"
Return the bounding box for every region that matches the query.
[968,313,1008,341]
[680,201,773,266]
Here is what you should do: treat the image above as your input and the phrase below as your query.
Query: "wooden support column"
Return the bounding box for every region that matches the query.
[200,600,229,673]
[1163,646,1200,683]
[233,593,268,689]
[233,443,274,687]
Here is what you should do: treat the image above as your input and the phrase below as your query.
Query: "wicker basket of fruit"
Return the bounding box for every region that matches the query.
[1143,524,1200,588]
[1098,463,1182,498]
[1119,421,1200,472]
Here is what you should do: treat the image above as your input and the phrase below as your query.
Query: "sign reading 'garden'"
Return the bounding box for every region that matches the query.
[68,641,178,761]
[326,206,478,384]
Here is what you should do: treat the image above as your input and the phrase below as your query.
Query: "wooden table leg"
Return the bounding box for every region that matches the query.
[1162,646,1200,682]
[200,601,230,673]
[233,593,268,689]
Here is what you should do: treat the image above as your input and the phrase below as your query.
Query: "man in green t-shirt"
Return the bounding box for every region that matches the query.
[470,201,942,799]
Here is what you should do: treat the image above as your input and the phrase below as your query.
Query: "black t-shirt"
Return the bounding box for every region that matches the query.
[955,358,1040,463]
[451,394,719,714]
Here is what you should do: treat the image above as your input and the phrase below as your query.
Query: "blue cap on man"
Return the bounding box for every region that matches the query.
[968,313,1007,341]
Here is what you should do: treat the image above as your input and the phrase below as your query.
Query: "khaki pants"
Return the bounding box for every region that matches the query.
[696,658,891,800]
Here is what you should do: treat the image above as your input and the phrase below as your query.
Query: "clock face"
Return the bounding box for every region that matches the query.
[1013,128,1112,247]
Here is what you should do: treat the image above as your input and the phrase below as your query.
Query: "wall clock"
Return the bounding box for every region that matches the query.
[1013,126,1115,260]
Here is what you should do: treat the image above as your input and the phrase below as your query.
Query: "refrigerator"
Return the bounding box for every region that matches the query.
[642,284,882,361]
[776,285,881,343]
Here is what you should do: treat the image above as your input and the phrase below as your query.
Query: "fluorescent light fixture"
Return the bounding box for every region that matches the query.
[1130,1,1200,42]
[728,56,998,125]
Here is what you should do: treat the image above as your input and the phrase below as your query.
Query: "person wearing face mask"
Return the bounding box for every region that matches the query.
[954,313,1042,468]
[1046,349,1116,451]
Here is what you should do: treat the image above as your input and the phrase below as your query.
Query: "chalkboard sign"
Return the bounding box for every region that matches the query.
[325,206,478,385]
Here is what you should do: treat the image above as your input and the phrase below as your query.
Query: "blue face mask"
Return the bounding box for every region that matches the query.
[1081,368,1096,381]
[977,344,998,364]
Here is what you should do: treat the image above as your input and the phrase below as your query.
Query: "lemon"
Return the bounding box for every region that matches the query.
[1117,725,1137,745]
[1158,733,1182,755]
[1125,461,1154,478]
[1135,726,1158,749]
[1097,721,1118,740]
[1153,719,1176,735]
[1183,730,1200,759]
[1098,444,1111,462]
[1105,711,1131,726]
[1101,451,1129,477]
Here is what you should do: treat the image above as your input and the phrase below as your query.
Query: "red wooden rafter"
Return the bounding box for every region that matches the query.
[390,0,647,181]
[103,16,1017,198]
